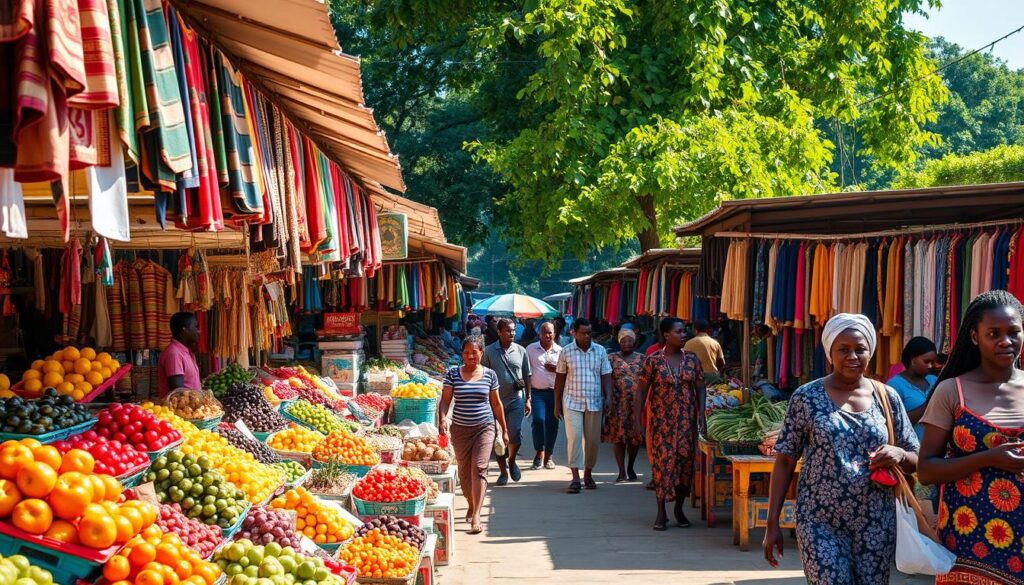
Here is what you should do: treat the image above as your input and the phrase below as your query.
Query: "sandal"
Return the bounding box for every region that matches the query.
[567,480,581,494]
[652,521,667,531]
[627,470,638,481]
[469,523,483,534]
[584,477,597,490]
[615,476,627,484]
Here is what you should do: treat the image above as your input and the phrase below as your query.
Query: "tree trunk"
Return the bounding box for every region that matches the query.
[636,194,660,253]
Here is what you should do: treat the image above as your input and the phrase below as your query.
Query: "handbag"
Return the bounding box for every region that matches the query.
[499,351,526,394]
[493,420,506,456]
[872,381,956,575]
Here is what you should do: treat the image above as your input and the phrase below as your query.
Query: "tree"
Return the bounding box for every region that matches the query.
[358,0,946,268]
[892,144,1024,189]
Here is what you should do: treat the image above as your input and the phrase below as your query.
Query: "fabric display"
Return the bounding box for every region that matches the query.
[571,262,713,325]
[572,279,636,324]
[717,222,1024,388]
[0,0,382,277]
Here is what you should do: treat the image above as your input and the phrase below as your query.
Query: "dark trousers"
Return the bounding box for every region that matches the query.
[531,388,559,454]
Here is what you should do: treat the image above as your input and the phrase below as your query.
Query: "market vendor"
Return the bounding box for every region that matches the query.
[158,312,202,399]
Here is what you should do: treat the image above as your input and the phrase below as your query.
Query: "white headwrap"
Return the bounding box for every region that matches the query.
[617,328,636,343]
[821,313,877,363]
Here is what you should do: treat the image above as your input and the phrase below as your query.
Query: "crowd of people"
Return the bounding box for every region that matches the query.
[439,289,1024,585]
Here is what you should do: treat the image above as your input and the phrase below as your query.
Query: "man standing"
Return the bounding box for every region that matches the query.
[683,319,726,384]
[482,318,532,485]
[555,318,612,494]
[526,322,561,469]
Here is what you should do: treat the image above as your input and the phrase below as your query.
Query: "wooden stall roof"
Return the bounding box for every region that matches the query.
[567,267,639,286]
[171,0,405,193]
[621,247,701,269]
[673,182,1024,238]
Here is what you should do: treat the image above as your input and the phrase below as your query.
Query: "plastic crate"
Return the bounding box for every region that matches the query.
[351,492,426,517]
[312,460,376,477]
[188,414,224,431]
[148,438,184,461]
[221,501,252,539]
[0,521,118,583]
[0,417,97,445]
[116,460,151,488]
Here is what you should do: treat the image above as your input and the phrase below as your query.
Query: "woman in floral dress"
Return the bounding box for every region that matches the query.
[635,317,704,531]
[763,313,919,584]
[602,328,644,482]
[919,290,1024,585]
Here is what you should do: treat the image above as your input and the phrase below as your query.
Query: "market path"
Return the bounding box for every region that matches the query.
[436,429,932,585]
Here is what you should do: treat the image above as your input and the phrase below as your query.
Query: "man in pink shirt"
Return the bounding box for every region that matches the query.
[158,312,202,399]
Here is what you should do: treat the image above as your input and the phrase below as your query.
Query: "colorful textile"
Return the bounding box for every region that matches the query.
[601,351,644,446]
[639,349,702,501]
[69,0,118,108]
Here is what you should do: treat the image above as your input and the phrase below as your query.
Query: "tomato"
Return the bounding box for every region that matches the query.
[0,444,35,481]
[11,498,53,534]
[58,448,96,474]
[79,510,118,548]
[16,461,58,498]
[49,471,94,520]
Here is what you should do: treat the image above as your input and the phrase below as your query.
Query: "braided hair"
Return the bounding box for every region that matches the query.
[935,290,1024,387]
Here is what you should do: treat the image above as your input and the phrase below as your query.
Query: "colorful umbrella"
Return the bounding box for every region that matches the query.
[471,293,560,319]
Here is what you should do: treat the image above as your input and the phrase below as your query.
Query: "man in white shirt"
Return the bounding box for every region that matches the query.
[526,322,562,470]
[555,318,612,494]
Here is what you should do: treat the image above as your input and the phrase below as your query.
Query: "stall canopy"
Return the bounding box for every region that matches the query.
[622,247,701,269]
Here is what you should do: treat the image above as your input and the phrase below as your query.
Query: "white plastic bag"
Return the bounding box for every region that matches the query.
[895,497,956,575]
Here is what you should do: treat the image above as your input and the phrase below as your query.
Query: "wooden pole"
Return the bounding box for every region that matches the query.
[741,318,751,387]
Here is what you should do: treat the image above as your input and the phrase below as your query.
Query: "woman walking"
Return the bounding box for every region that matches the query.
[603,328,644,482]
[635,318,704,530]
[763,313,919,584]
[918,290,1024,585]
[439,336,510,535]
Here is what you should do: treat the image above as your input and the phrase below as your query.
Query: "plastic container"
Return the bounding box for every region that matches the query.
[10,365,132,403]
[189,414,223,431]
[312,460,375,478]
[148,438,185,461]
[0,520,119,583]
[351,492,426,517]
[115,460,151,488]
[391,396,438,425]
[221,501,252,539]
[265,430,317,467]
[0,417,97,445]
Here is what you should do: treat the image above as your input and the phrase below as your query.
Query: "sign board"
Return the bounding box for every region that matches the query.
[323,312,360,334]
[377,212,408,260]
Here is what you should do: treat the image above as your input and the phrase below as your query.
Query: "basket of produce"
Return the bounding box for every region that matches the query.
[154,503,224,559]
[305,459,359,504]
[269,487,357,549]
[0,551,63,585]
[272,460,311,489]
[202,363,255,397]
[164,387,224,430]
[220,382,290,435]
[363,433,404,464]
[13,347,126,403]
[393,466,440,505]
[143,450,251,532]
[400,435,452,474]
[213,536,355,584]
[284,400,357,435]
[364,368,400,394]
[339,528,421,584]
[0,390,96,443]
[236,506,306,549]
[349,393,391,420]
[216,426,282,464]
[266,426,326,466]
[220,501,253,539]
[351,466,428,516]
[705,393,788,450]
[311,430,380,476]
[55,430,151,478]
[390,383,440,425]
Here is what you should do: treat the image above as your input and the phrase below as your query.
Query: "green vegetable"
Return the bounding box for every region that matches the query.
[706,394,788,443]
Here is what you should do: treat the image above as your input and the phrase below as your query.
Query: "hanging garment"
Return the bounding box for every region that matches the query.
[68,0,118,108]
[0,169,28,239]
[59,238,83,314]
[86,117,131,241]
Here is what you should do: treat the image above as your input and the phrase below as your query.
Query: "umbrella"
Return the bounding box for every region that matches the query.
[471,293,560,319]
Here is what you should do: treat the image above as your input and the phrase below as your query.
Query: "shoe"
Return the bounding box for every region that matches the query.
[583,477,597,490]
[627,470,638,481]
[509,463,522,482]
[567,480,581,494]
[531,457,542,470]
[544,460,556,470]
[496,473,509,486]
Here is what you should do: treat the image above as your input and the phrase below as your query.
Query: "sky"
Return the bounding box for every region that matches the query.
[904,0,1024,69]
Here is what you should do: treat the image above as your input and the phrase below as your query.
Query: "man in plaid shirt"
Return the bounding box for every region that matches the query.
[554,318,612,494]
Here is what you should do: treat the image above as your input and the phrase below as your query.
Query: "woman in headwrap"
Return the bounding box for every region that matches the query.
[602,327,645,482]
[763,313,919,584]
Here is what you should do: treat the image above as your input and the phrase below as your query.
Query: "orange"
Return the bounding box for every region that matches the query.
[86,371,104,386]
[103,555,131,582]
[22,380,42,394]
[109,359,121,372]
[74,358,92,375]
[63,347,81,362]
[97,352,112,366]
[16,461,57,498]
[59,449,95,474]
[137,569,165,585]
[65,373,84,384]
[173,559,193,580]
[31,445,61,471]
[30,360,45,371]
[42,372,63,388]
[71,389,85,401]
[194,563,220,585]
[119,506,145,533]
[45,519,80,544]
[17,438,40,451]
[113,513,135,544]
[79,511,118,549]
[0,479,21,516]
[80,347,97,361]
[100,474,121,501]
[100,367,113,379]
[91,361,104,373]
[42,360,63,374]
[142,524,163,540]
[62,361,75,375]
[11,498,52,534]
[155,542,180,566]
[87,474,106,502]
[22,369,41,381]
[57,382,74,395]
[75,382,93,395]
[49,472,94,520]
[130,542,158,567]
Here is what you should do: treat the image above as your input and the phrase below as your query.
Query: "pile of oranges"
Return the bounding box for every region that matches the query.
[0,438,157,548]
[338,529,419,579]
[99,527,222,585]
[267,426,324,454]
[20,347,121,400]
[269,487,354,545]
[312,431,379,466]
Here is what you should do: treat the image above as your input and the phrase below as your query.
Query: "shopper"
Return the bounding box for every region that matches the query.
[634,318,703,529]
[886,336,939,436]
[158,312,202,399]
[439,336,509,535]
[481,318,532,485]
[526,322,562,470]
[484,316,499,346]
[644,328,664,356]
[683,319,726,384]
[763,313,919,584]
[554,318,612,494]
[603,328,644,483]
[918,290,1024,585]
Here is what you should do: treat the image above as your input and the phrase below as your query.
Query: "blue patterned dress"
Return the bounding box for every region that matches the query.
[775,379,919,585]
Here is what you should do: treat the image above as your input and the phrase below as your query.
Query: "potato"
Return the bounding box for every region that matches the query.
[431,450,448,461]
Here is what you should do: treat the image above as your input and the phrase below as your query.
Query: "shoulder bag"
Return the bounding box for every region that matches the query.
[872,381,955,575]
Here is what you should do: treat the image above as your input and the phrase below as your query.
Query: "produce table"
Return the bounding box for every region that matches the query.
[696,439,721,527]
[725,454,800,551]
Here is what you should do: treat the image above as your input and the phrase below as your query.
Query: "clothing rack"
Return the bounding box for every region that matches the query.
[715,217,1024,241]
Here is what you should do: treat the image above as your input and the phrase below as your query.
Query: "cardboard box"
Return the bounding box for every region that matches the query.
[429,466,457,494]
[416,534,437,585]
[424,493,454,566]
[321,352,363,383]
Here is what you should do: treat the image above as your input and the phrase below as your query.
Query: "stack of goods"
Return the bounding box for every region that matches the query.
[99,528,223,585]
[143,451,250,530]
[284,401,358,435]
[269,487,356,546]
[401,435,452,473]
[16,347,122,401]
[264,367,345,410]
[705,393,788,454]
[348,393,391,422]
[267,427,325,458]
[54,433,149,479]
[261,379,299,406]
[92,404,182,455]
[397,466,441,504]
[380,326,411,365]
[311,431,380,470]
[164,389,223,428]
[391,382,441,425]
[0,391,93,437]
[212,539,353,584]
[705,379,746,415]
[320,327,366,396]
[363,433,404,464]
[363,358,406,394]
[339,527,421,581]
[236,507,303,548]
[219,383,289,435]
[154,503,224,558]
[216,427,282,464]
[202,364,254,398]
[354,515,426,549]
[412,336,460,377]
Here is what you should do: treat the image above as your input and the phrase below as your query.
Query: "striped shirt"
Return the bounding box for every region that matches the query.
[556,341,612,412]
[443,366,498,426]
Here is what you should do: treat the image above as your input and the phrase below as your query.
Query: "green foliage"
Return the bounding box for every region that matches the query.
[892,144,1024,189]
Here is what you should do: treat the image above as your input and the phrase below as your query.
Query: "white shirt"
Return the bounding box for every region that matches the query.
[556,341,611,412]
[526,340,561,389]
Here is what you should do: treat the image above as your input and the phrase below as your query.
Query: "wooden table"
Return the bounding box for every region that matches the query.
[725,454,801,551]
[696,440,722,527]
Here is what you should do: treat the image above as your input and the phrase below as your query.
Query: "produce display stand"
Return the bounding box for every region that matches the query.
[147,438,185,461]
[221,501,253,539]
[352,492,427,517]
[10,365,132,403]
[0,417,97,444]
[0,519,122,583]
[725,454,801,551]
[116,460,153,488]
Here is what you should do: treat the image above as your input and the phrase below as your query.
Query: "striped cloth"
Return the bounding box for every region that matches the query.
[47,0,85,96]
[107,261,128,351]
[443,366,498,427]
[215,53,261,220]
[106,0,139,161]
[69,0,118,108]
[126,260,146,349]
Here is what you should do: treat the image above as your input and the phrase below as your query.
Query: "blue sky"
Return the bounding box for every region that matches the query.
[904,0,1024,69]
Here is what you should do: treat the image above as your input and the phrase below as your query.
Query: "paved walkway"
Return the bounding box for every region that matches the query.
[436,435,931,584]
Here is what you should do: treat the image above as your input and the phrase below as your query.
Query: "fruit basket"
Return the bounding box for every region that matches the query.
[115,459,152,488]
[312,460,375,477]
[399,436,452,474]
[188,413,224,430]
[221,500,253,539]
[265,428,322,466]
[0,520,122,583]
[11,364,132,403]
[147,437,184,461]
[0,417,97,444]
[391,396,438,425]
